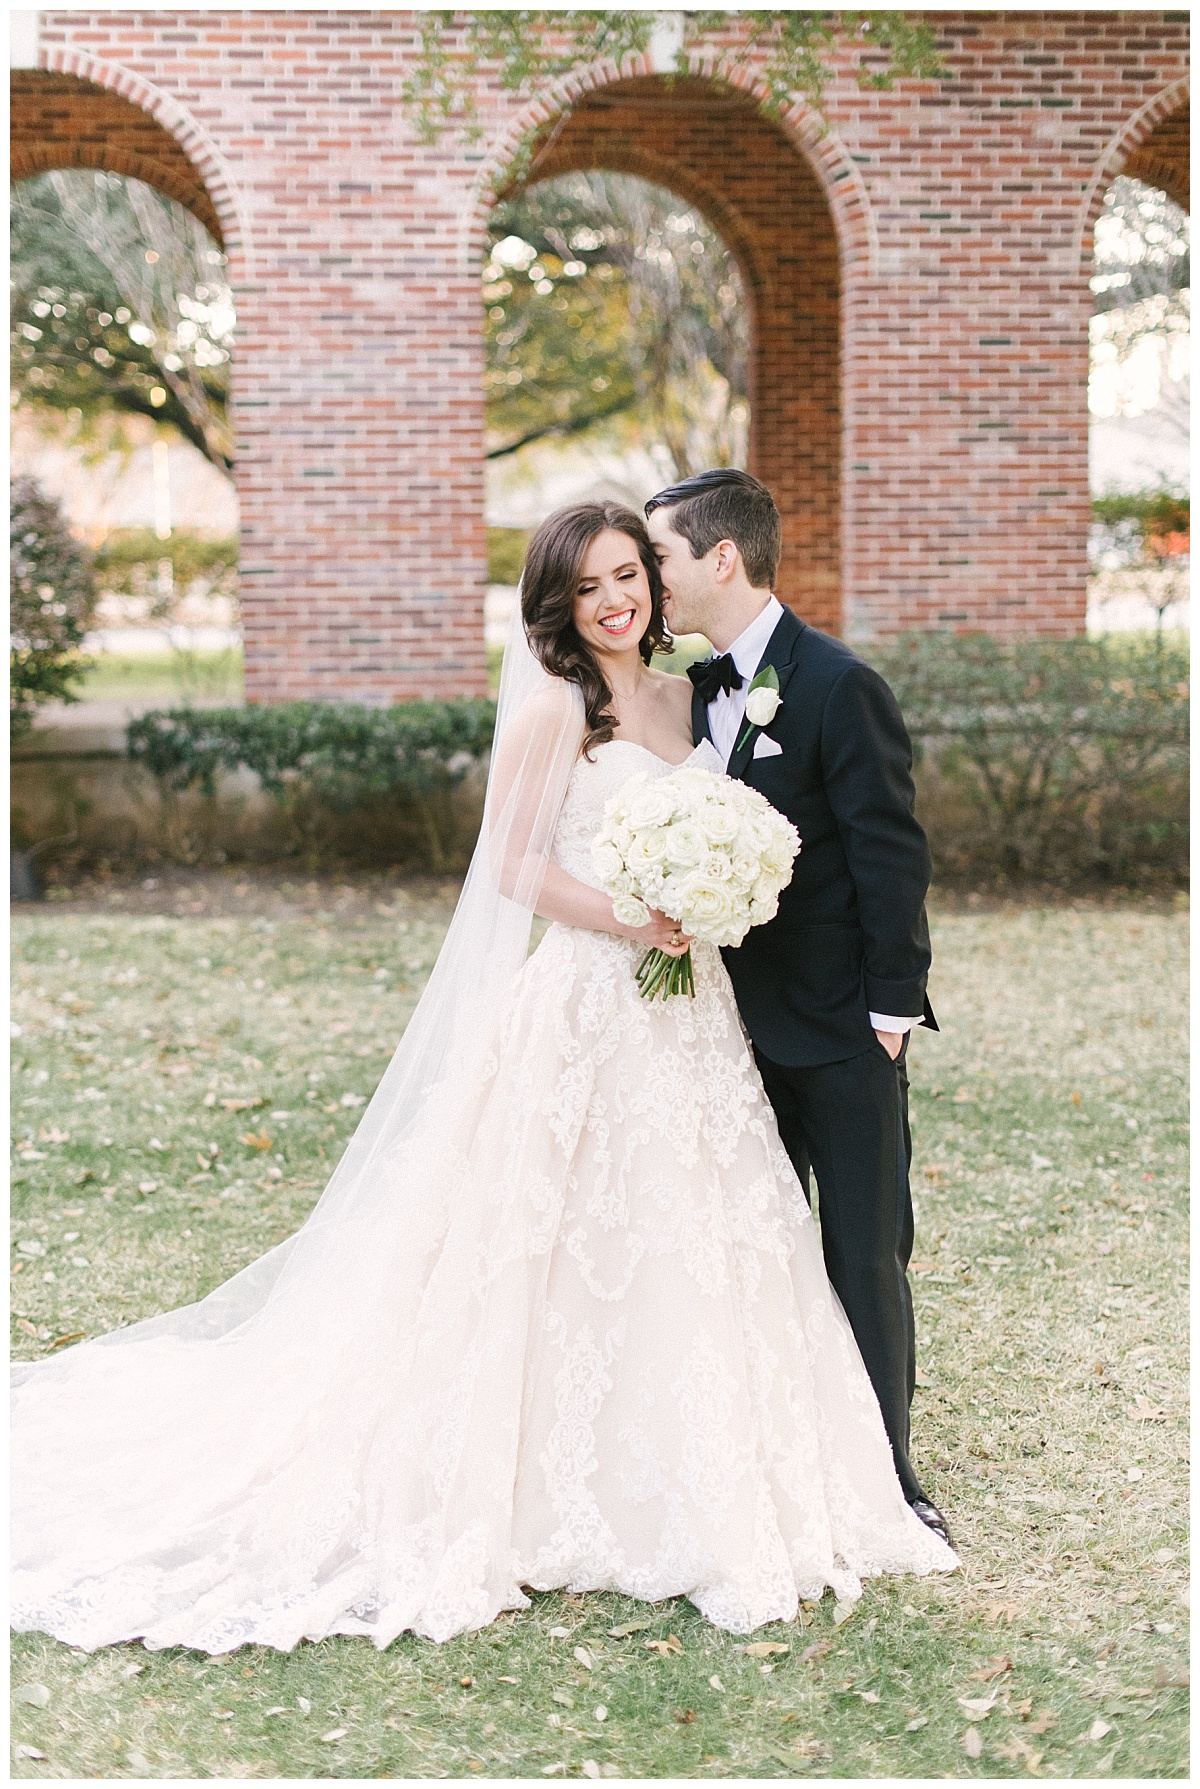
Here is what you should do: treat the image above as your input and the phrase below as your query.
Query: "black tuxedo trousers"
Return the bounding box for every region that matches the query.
[695,608,934,1505]
[753,1034,923,1503]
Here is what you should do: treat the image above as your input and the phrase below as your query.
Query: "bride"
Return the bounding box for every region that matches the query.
[12,502,956,1656]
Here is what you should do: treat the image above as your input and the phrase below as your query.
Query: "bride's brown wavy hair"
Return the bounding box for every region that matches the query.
[520,501,669,758]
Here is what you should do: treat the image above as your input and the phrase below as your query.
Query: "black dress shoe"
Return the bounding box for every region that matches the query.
[907,1496,953,1547]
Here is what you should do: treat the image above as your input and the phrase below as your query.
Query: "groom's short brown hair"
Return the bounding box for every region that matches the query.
[645,468,781,589]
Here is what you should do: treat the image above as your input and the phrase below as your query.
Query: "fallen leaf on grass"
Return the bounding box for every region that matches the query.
[608,1617,652,1637]
[320,1728,348,1743]
[744,1641,789,1658]
[906,1716,928,1731]
[497,1675,519,1685]
[854,1690,881,1704]
[16,1318,38,1337]
[644,1634,683,1656]
[581,1764,600,1781]
[13,1745,47,1760]
[969,1655,1013,1681]
[239,1131,272,1152]
[963,1726,983,1759]
[674,1708,697,1723]
[221,1097,264,1112]
[540,1765,566,1777]
[995,1735,1043,1771]
[547,1626,571,1639]
[1154,1667,1189,1689]
[52,1332,85,1349]
[1089,1720,1113,1742]
[801,1641,834,1664]
[831,1600,857,1626]
[573,1645,593,1669]
[1128,1397,1167,1422]
[16,1683,50,1707]
[957,1692,1000,1720]
[263,1707,290,1717]
[1026,1711,1056,1735]
[551,1690,575,1708]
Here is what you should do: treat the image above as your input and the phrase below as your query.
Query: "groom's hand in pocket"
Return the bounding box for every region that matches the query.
[874,1030,904,1061]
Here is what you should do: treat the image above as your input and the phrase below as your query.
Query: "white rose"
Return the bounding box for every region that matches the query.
[699,850,733,882]
[744,684,782,729]
[699,800,741,845]
[625,781,678,829]
[612,894,652,928]
[662,820,706,869]
[679,880,736,936]
[627,826,670,868]
[591,840,626,883]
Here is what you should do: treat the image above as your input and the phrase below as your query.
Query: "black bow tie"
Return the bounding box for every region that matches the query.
[687,653,743,704]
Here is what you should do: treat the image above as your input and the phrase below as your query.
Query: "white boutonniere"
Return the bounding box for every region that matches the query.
[736,665,782,752]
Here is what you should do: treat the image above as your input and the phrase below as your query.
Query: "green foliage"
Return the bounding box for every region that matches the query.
[93,528,239,621]
[1091,490,1189,549]
[11,171,234,469]
[403,12,946,170]
[487,527,530,584]
[486,173,748,472]
[873,633,1190,886]
[127,700,498,867]
[10,477,98,737]
[127,700,497,801]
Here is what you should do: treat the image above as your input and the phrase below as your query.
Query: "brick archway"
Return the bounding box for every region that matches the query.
[10,61,245,253]
[473,69,852,635]
[1077,77,1191,265]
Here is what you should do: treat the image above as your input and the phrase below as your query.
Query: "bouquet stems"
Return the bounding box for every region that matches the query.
[635,945,696,1000]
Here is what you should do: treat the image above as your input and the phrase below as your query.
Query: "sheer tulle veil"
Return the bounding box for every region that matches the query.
[14,597,586,1372]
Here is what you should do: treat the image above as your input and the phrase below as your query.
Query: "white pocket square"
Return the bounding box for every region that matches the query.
[752,733,783,759]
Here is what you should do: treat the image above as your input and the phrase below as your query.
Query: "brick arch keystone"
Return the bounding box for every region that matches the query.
[457,48,876,279]
[1075,75,1191,268]
[20,47,249,266]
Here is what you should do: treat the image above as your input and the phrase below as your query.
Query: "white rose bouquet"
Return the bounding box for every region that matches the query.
[591,765,801,999]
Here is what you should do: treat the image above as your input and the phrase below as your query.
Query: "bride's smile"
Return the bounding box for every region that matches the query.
[572,528,654,661]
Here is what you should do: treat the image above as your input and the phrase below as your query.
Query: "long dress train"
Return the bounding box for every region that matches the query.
[12,739,955,1654]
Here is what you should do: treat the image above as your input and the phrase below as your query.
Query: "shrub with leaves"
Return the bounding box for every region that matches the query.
[872,633,1189,886]
[127,699,498,867]
[10,476,98,738]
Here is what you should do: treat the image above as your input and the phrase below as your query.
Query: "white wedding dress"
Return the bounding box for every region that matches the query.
[12,737,954,1656]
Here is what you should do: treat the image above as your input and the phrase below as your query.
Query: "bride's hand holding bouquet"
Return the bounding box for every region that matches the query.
[592,763,801,998]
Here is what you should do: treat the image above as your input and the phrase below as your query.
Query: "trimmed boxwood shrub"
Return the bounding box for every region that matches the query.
[870,633,1189,887]
[126,635,1187,886]
[127,699,497,868]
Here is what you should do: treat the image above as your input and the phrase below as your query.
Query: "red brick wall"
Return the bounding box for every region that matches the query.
[16,11,1191,698]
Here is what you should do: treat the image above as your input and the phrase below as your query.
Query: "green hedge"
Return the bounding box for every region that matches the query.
[125,637,1188,885]
[870,633,1189,887]
[127,699,496,868]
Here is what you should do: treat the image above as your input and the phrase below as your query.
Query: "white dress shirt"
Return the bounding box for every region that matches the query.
[705,595,920,1038]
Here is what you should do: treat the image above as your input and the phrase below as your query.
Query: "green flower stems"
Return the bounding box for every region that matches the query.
[635,945,696,1000]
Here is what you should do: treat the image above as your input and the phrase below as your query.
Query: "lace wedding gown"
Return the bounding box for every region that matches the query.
[12,739,954,1655]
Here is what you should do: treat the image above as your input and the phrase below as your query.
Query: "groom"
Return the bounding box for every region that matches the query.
[646,468,950,1545]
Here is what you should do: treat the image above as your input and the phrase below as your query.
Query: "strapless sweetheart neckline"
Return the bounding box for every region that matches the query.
[598,737,708,770]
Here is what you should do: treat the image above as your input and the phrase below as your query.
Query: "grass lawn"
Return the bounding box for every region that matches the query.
[11,881,1189,1779]
[71,649,245,708]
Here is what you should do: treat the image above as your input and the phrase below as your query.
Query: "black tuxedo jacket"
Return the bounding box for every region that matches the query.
[694,606,938,1068]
